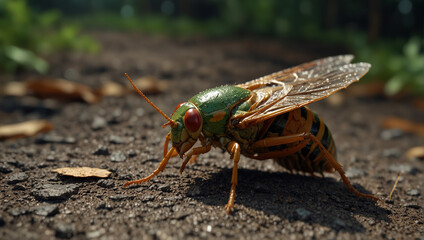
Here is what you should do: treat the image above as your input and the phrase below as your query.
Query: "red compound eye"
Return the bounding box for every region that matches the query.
[184,108,201,132]
[172,102,185,116]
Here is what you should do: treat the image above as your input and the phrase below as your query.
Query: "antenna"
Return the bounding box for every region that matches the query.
[125,73,177,128]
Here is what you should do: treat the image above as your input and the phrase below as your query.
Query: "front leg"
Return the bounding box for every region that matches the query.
[179,143,212,173]
[224,141,241,214]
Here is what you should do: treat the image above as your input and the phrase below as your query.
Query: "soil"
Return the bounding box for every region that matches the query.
[0,31,423,240]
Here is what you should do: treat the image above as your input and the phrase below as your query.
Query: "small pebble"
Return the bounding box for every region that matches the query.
[380,129,403,140]
[97,202,114,210]
[97,179,114,188]
[158,184,171,192]
[93,146,110,156]
[8,208,28,217]
[0,164,13,173]
[141,195,155,202]
[12,184,26,191]
[404,203,421,209]
[127,149,137,158]
[382,148,401,158]
[55,222,74,239]
[91,116,107,130]
[368,220,376,226]
[388,164,418,174]
[31,183,79,201]
[7,172,29,185]
[174,211,190,220]
[0,215,5,226]
[295,208,312,221]
[109,151,126,162]
[33,204,59,217]
[109,135,125,144]
[109,194,134,201]
[86,228,106,239]
[406,189,420,196]
[45,155,57,162]
[332,218,346,230]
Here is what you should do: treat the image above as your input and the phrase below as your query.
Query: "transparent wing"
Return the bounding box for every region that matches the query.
[233,55,370,128]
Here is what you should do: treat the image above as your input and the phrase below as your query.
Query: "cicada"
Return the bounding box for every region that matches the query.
[123,55,378,214]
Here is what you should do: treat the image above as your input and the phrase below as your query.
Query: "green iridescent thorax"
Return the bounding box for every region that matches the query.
[189,85,251,135]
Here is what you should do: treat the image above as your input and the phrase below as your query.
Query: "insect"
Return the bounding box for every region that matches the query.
[123,55,379,214]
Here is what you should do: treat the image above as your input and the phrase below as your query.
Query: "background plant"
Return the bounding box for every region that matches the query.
[0,0,99,74]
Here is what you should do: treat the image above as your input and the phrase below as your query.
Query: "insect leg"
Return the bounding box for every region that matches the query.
[179,143,212,173]
[305,134,379,201]
[250,133,379,201]
[224,141,241,214]
[163,133,179,158]
[123,147,176,188]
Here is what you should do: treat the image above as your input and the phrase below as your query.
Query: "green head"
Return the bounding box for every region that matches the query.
[125,73,202,158]
[170,102,203,157]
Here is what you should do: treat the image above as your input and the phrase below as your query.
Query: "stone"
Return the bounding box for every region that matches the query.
[93,145,110,156]
[31,183,79,201]
[332,218,346,230]
[55,222,74,239]
[380,129,403,140]
[7,172,29,184]
[406,189,420,196]
[109,194,134,201]
[388,164,418,174]
[91,116,107,130]
[0,164,13,173]
[109,135,125,144]
[295,208,312,221]
[110,151,126,162]
[97,179,114,188]
[158,184,171,192]
[404,203,421,209]
[33,204,59,217]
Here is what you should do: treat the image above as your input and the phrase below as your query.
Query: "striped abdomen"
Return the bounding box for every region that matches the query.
[260,106,336,174]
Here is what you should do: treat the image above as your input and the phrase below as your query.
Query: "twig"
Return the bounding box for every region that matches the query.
[388,172,401,199]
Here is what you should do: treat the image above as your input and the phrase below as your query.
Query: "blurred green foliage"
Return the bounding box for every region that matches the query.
[4,0,423,95]
[0,0,100,74]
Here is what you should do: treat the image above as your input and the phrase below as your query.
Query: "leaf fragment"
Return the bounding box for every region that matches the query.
[132,76,168,95]
[52,167,111,178]
[405,146,424,161]
[26,77,101,103]
[382,117,424,136]
[0,120,53,140]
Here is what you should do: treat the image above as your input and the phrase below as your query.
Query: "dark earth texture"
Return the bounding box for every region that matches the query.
[1,31,423,239]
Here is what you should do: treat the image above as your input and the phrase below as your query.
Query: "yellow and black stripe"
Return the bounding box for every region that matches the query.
[260,106,336,174]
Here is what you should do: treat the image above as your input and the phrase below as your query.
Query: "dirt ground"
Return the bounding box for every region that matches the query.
[0,31,423,240]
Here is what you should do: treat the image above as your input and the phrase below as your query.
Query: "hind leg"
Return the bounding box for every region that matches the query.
[251,133,379,201]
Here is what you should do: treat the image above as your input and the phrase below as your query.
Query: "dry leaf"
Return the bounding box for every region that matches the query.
[99,81,128,97]
[52,167,111,178]
[26,77,101,103]
[132,76,168,95]
[405,146,424,160]
[1,82,27,96]
[382,117,424,136]
[0,120,53,140]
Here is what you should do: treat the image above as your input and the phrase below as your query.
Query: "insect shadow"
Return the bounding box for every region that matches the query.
[187,167,391,233]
